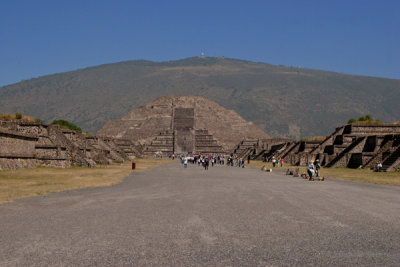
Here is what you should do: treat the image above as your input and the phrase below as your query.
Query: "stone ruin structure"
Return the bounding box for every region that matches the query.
[231,138,293,160]
[304,124,400,171]
[97,95,270,156]
[235,124,400,172]
[0,120,134,170]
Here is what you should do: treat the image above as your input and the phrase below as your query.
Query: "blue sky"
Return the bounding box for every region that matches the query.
[0,0,399,86]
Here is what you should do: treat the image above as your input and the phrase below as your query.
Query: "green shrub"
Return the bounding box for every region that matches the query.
[347,118,356,124]
[51,120,82,132]
[364,114,373,121]
[348,114,381,125]
[15,113,23,119]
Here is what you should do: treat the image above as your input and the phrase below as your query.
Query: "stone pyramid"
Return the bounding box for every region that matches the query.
[97,95,270,155]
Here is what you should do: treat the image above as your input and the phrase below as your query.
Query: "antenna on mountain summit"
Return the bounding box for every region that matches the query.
[200,51,205,58]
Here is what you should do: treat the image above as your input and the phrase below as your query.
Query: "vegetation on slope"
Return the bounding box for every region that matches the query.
[51,119,82,132]
[0,113,42,123]
[0,57,399,138]
[347,115,383,125]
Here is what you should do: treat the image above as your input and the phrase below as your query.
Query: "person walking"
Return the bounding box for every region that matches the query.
[204,158,209,170]
[183,157,188,169]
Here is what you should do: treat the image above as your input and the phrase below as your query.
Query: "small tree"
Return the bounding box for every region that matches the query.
[358,116,366,121]
[15,112,23,119]
[347,118,356,124]
[364,114,373,121]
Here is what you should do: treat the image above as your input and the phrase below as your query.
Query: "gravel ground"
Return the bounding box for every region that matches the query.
[1,162,399,266]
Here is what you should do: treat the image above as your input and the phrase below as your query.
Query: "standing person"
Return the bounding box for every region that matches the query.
[307,162,315,180]
[314,159,320,177]
[183,157,188,169]
[281,158,284,167]
[272,157,276,167]
[247,155,251,165]
[376,162,382,172]
[204,157,209,170]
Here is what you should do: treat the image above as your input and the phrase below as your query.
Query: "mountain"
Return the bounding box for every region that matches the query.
[0,57,399,139]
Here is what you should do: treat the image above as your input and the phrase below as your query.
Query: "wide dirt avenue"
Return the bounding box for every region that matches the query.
[1,162,399,266]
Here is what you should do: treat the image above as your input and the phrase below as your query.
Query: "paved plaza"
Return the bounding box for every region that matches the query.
[1,162,399,266]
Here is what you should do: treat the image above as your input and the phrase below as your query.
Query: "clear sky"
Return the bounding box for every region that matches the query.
[0,0,399,86]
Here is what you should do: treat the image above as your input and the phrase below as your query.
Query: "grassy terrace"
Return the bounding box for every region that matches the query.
[249,160,400,186]
[0,158,170,204]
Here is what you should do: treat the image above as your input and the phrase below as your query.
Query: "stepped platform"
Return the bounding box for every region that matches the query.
[281,124,400,170]
[194,129,224,154]
[98,96,270,156]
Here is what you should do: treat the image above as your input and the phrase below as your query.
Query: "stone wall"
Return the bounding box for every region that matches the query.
[0,128,38,170]
[278,124,400,171]
[0,129,36,158]
[344,125,400,135]
[0,120,132,170]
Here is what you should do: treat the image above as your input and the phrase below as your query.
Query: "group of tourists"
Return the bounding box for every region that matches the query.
[177,154,248,170]
[268,157,284,167]
[176,152,324,182]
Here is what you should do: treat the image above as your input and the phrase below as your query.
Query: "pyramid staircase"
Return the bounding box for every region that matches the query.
[325,137,366,167]
[362,135,394,169]
[381,139,400,171]
[232,139,259,158]
[194,129,224,154]
[143,130,174,156]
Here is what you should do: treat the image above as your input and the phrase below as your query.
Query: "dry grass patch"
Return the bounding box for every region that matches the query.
[303,136,326,142]
[0,113,36,122]
[248,160,400,186]
[0,158,170,204]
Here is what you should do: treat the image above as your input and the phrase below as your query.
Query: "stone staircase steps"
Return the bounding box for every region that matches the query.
[382,146,400,171]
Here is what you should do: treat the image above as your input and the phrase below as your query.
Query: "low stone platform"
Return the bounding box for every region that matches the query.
[0,120,133,170]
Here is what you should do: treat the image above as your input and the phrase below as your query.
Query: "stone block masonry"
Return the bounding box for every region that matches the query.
[0,128,38,169]
[243,124,400,171]
[0,120,134,170]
